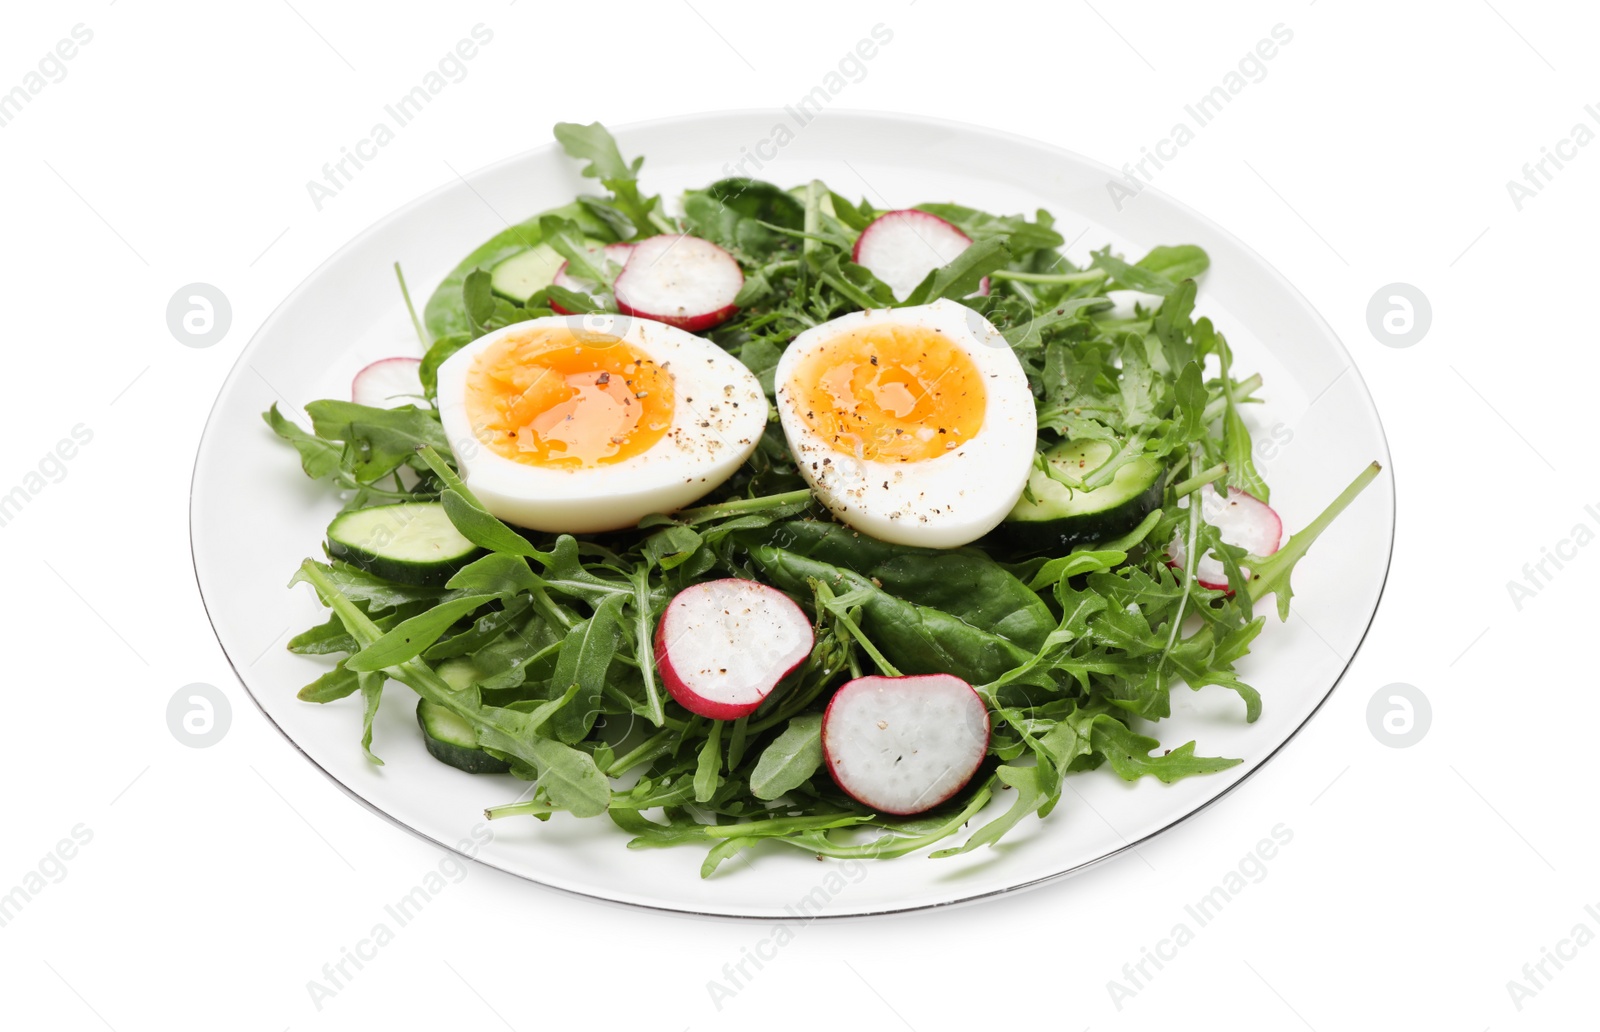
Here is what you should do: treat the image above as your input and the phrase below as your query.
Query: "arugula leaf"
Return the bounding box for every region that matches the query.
[305,400,449,483]
[547,595,625,744]
[552,121,667,238]
[1002,297,1112,349]
[1137,244,1210,282]
[1092,250,1178,295]
[1025,549,1129,592]
[901,238,1011,306]
[693,720,724,803]
[1090,715,1241,783]
[357,669,385,765]
[1215,331,1270,501]
[345,594,496,672]
[415,446,549,560]
[297,661,360,703]
[297,562,442,611]
[916,203,1065,254]
[528,738,611,817]
[537,215,610,286]
[929,765,1050,857]
[293,560,611,815]
[445,553,540,596]
[735,338,783,394]
[264,405,341,480]
[1247,462,1383,620]
[749,715,823,800]
[1151,278,1198,371]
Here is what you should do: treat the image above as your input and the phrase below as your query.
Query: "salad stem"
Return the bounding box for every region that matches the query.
[675,489,813,525]
[1173,462,1229,498]
[1162,451,1205,667]
[394,262,427,349]
[484,800,554,820]
[1202,373,1263,424]
[605,729,673,777]
[990,268,1107,285]
[802,180,823,260]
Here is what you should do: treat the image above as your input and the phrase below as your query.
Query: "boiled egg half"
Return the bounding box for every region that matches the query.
[774,299,1036,548]
[436,314,767,533]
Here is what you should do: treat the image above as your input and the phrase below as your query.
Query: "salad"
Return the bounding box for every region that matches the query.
[268,121,1379,876]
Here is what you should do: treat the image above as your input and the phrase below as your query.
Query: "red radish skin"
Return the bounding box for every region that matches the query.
[653,579,814,720]
[613,234,743,332]
[851,209,989,301]
[821,674,990,815]
[549,242,635,315]
[1167,483,1284,591]
[351,357,424,409]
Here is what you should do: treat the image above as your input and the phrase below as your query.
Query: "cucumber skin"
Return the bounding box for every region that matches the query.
[416,701,511,775]
[325,504,482,587]
[324,535,481,588]
[1003,479,1163,552]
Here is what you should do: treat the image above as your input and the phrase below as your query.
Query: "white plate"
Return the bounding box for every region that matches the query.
[191,110,1393,919]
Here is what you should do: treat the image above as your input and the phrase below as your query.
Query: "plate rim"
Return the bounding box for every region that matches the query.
[189,106,1395,921]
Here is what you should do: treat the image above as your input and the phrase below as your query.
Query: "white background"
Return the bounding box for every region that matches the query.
[1,1,1594,1028]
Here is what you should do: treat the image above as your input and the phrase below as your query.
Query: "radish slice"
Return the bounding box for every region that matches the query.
[613,234,743,332]
[351,357,423,408]
[852,209,989,301]
[1168,482,1284,591]
[550,242,635,314]
[822,674,990,815]
[653,578,814,720]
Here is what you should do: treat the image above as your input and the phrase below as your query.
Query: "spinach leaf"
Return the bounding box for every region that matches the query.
[682,178,805,260]
[749,545,1032,685]
[419,334,471,401]
[420,200,610,339]
[760,521,1054,651]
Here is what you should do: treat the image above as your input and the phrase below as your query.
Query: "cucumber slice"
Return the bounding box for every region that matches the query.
[489,243,565,304]
[422,201,613,340]
[417,683,511,775]
[1005,439,1163,550]
[326,502,480,585]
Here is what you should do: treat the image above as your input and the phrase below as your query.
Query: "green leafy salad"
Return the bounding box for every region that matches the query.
[267,121,1379,876]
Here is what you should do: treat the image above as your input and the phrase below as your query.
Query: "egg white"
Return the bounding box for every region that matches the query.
[435,314,768,533]
[774,299,1037,549]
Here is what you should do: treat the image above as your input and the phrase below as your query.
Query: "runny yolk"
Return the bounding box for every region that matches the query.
[464,328,675,469]
[789,324,986,462]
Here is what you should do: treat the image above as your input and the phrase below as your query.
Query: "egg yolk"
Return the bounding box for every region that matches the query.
[464,328,675,469]
[789,324,986,462]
